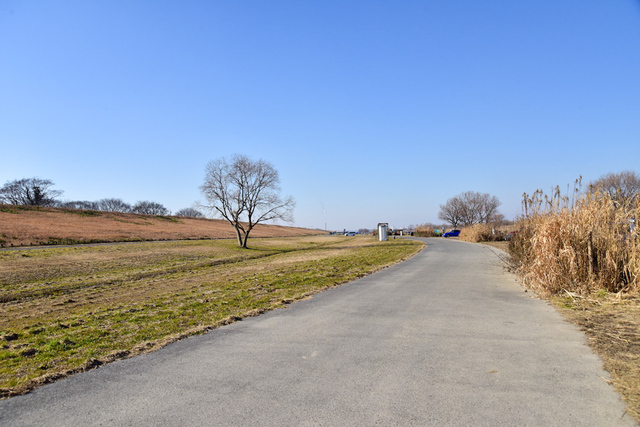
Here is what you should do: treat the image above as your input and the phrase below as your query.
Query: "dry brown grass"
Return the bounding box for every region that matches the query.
[459,223,513,243]
[413,225,439,237]
[0,205,321,247]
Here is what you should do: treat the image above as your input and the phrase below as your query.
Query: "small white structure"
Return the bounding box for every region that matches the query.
[378,223,389,241]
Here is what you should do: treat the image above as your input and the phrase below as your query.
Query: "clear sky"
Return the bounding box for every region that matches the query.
[2,1,639,231]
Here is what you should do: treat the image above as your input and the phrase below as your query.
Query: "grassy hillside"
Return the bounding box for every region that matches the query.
[0,205,322,247]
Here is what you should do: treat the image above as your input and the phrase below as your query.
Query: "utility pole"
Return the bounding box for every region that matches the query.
[323,207,327,231]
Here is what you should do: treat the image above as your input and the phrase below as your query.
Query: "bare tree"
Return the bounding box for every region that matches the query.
[489,212,508,225]
[132,201,169,215]
[458,191,483,226]
[0,178,63,206]
[438,191,501,227]
[438,196,465,228]
[98,198,132,213]
[57,200,100,210]
[175,207,204,218]
[589,171,640,206]
[475,192,501,224]
[200,154,295,248]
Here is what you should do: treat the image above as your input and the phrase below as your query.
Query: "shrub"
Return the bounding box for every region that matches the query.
[459,224,507,242]
[413,225,439,237]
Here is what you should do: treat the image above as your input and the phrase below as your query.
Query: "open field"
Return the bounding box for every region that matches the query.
[0,205,321,247]
[0,235,423,397]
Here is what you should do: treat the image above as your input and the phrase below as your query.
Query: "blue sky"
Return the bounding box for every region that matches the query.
[2,1,639,231]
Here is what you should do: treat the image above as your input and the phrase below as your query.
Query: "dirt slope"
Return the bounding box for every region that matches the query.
[0,205,322,247]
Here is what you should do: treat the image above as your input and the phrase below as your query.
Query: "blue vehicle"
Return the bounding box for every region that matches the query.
[443,229,461,238]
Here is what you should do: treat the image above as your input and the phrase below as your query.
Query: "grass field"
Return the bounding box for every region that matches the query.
[0,235,423,397]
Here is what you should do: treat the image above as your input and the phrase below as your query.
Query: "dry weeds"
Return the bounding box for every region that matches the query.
[509,188,639,296]
[480,241,509,252]
[459,223,512,243]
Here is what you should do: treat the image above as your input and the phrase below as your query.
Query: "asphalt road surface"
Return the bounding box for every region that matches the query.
[1,237,635,426]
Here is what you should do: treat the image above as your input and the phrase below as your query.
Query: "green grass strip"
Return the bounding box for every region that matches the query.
[0,236,423,396]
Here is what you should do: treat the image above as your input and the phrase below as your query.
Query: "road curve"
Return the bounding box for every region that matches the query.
[0,237,635,426]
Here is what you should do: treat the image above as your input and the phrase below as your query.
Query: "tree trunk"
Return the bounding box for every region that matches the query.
[234,226,244,248]
[241,229,251,248]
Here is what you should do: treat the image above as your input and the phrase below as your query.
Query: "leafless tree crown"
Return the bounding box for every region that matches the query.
[0,178,63,206]
[98,198,132,213]
[58,200,100,210]
[589,171,640,206]
[438,191,501,227]
[132,201,170,215]
[200,154,295,248]
[175,207,204,218]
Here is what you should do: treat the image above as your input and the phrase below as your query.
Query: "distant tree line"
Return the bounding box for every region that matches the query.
[0,177,203,218]
[3,154,294,250]
[436,171,640,228]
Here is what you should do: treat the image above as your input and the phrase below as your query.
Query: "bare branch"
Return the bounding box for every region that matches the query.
[439,191,502,227]
[0,178,63,206]
[589,171,640,208]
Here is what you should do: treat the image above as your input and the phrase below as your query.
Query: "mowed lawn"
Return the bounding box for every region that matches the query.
[0,235,423,397]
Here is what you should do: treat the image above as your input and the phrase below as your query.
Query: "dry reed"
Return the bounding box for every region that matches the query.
[413,225,439,237]
[509,185,639,296]
[459,224,508,243]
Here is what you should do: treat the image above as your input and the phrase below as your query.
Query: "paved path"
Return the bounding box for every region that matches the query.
[0,238,635,426]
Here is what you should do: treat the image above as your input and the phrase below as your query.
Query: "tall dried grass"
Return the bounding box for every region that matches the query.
[509,185,640,296]
[413,225,439,237]
[459,224,509,242]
